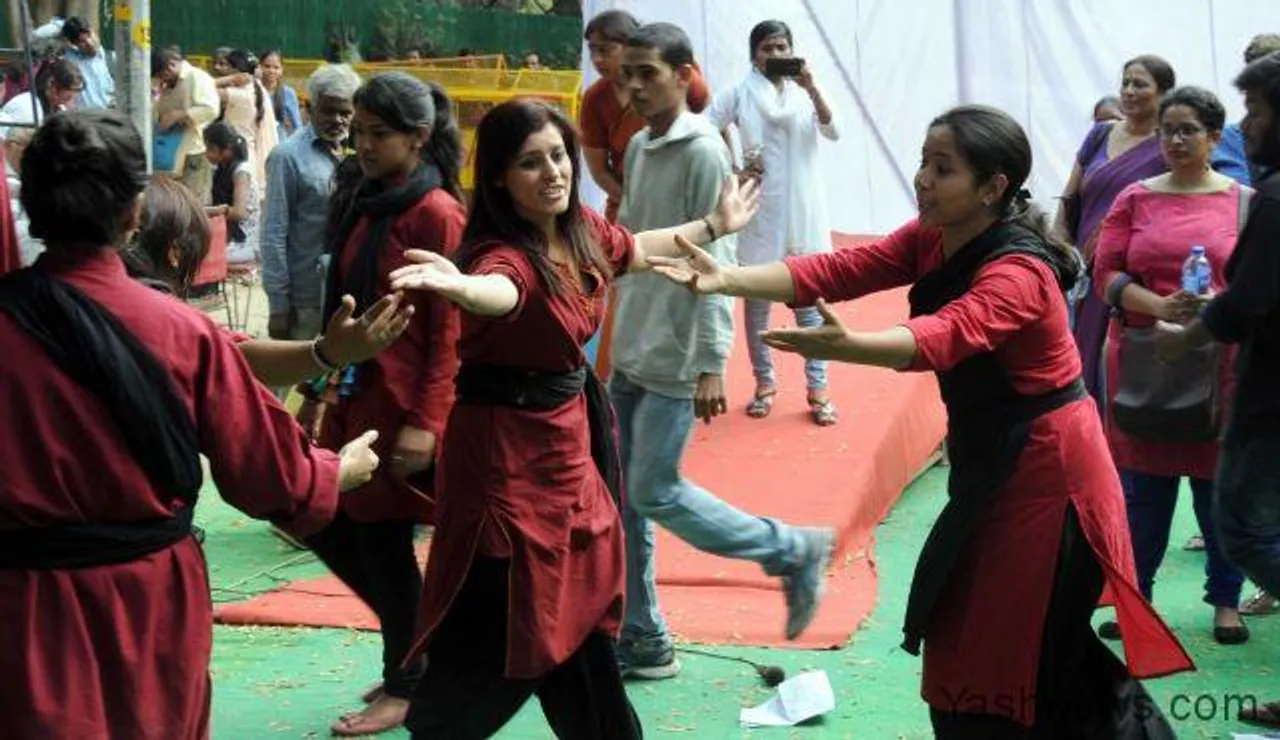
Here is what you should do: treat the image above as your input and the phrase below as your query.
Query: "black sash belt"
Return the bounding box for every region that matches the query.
[455,363,623,507]
[900,376,1086,656]
[0,505,196,570]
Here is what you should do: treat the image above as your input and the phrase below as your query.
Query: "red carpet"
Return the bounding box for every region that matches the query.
[214,234,947,650]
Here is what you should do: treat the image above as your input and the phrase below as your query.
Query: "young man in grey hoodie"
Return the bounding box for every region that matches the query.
[608,22,834,680]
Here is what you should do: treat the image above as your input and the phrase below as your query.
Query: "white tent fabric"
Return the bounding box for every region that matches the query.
[579,0,1280,235]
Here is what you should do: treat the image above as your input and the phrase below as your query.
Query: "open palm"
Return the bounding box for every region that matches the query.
[761,299,853,360]
[648,235,728,294]
[388,250,467,302]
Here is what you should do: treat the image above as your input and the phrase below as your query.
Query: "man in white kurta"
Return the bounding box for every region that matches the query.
[705,20,840,425]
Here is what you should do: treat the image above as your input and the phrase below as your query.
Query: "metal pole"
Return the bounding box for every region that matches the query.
[113,0,151,172]
[20,1,37,128]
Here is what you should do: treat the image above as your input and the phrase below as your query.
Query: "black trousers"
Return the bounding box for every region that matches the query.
[305,511,425,698]
[930,506,1177,739]
[405,556,642,740]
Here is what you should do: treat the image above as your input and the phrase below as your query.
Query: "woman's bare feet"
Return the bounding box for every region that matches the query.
[330,695,409,737]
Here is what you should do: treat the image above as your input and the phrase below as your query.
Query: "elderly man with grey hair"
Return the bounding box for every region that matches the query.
[262,63,361,345]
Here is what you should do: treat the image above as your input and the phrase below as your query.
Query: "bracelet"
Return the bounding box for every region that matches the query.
[702,216,719,242]
[310,337,341,372]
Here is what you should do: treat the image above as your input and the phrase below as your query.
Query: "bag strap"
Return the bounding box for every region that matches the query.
[1238,184,1255,234]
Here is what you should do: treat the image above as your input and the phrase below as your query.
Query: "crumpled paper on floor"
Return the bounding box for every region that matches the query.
[739,670,835,727]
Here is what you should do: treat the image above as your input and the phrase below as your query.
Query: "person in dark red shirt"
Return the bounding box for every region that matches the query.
[306,73,467,738]
[649,104,1192,737]
[387,98,759,739]
[0,110,381,740]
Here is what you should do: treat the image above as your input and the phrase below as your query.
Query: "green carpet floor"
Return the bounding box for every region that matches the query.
[202,467,1279,739]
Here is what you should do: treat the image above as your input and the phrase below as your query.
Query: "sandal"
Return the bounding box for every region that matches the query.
[808,397,839,427]
[746,387,777,419]
[1238,700,1280,729]
[1183,534,1205,551]
[1241,590,1278,617]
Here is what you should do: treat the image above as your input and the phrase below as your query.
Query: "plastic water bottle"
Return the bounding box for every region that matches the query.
[1181,245,1212,295]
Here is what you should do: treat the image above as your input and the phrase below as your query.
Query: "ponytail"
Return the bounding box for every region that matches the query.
[1004,189,1081,290]
[205,122,250,215]
[423,82,464,201]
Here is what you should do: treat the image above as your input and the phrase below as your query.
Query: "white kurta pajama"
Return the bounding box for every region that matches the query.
[706,69,839,394]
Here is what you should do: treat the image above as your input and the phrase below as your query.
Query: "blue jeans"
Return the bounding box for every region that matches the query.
[1214,435,1280,598]
[609,371,807,641]
[744,299,827,391]
[1120,470,1244,608]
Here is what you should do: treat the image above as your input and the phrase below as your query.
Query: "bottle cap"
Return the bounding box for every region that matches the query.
[1191,245,1205,255]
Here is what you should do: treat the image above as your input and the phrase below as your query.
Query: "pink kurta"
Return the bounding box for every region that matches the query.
[1092,181,1245,479]
[785,220,1193,726]
[409,207,632,680]
[0,250,341,740]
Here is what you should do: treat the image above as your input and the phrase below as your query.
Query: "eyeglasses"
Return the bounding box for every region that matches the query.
[1159,124,1206,140]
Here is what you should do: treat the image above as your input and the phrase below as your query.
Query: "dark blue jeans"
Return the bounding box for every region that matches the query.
[1120,470,1244,609]
[1214,434,1280,599]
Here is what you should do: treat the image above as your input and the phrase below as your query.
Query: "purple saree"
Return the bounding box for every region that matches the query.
[1070,121,1167,407]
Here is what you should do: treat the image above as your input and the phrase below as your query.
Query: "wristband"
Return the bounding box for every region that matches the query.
[311,337,341,372]
[703,216,719,242]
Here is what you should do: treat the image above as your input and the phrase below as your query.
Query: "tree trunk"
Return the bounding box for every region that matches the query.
[65,0,98,31]
[6,0,24,47]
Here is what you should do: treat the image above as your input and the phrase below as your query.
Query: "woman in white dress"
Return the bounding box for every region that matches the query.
[705,20,840,425]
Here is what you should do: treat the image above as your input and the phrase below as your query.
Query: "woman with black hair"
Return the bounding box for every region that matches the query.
[214,48,278,190]
[388,97,759,739]
[0,109,381,740]
[304,71,466,738]
[0,57,83,139]
[204,121,259,264]
[648,104,1192,737]
[260,49,304,140]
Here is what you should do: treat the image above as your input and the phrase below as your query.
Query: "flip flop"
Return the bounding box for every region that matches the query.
[1239,700,1280,729]
[1241,590,1278,616]
[1183,534,1206,551]
[808,398,839,427]
[746,388,777,419]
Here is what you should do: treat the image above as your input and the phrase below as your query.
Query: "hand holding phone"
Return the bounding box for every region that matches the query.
[764,57,805,78]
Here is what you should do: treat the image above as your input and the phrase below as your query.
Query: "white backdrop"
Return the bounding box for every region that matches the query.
[579,0,1280,235]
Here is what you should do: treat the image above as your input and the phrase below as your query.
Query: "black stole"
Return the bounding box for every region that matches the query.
[322,163,442,329]
[0,267,202,569]
[900,221,1082,655]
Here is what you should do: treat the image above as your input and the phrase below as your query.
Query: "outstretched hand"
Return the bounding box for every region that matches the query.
[761,299,853,361]
[714,175,761,236]
[388,250,467,302]
[647,235,729,294]
[320,293,414,366]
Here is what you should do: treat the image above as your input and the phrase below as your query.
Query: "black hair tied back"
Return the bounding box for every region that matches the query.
[22,110,149,250]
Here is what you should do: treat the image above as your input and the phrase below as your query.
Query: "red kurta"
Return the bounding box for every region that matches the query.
[317,189,464,523]
[408,207,632,679]
[0,250,342,740]
[785,220,1193,726]
[1092,182,1243,480]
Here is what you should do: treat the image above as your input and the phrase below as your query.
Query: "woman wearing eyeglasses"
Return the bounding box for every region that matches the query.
[1090,85,1251,645]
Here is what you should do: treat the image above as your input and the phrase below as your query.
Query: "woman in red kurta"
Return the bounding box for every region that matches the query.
[0,111,380,740]
[1091,86,1249,646]
[650,105,1192,737]
[387,98,758,739]
[304,73,466,737]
